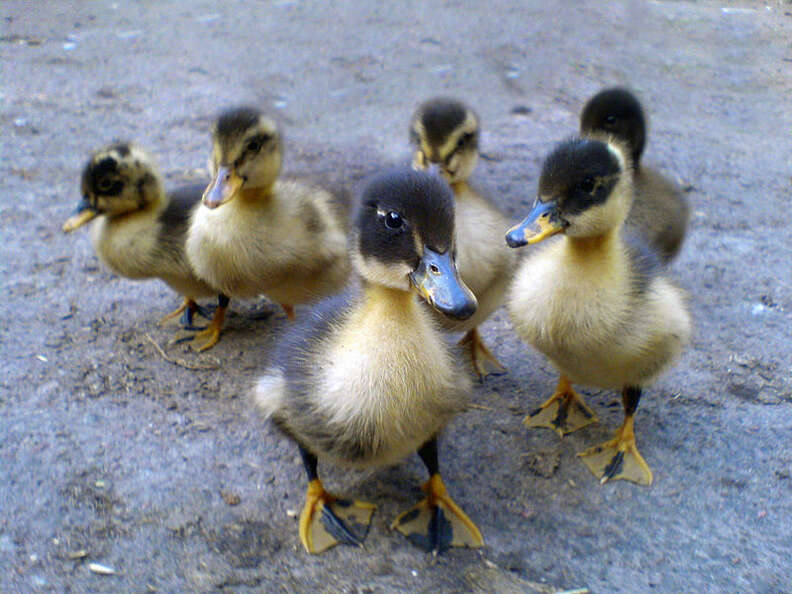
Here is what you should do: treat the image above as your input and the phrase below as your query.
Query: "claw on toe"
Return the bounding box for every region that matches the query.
[159,298,213,330]
[578,415,653,486]
[524,375,598,437]
[159,297,195,327]
[299,479,376,554]
[187,304,227,352]
[391,474,483,555]
[459,327,507,381]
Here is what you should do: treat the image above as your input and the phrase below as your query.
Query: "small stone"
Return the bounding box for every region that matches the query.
[221,490,241,506]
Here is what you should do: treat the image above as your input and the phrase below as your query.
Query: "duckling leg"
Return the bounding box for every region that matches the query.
[578,386,653,486]
[281,304,296,321]
[459,327,507,381]
[159,298,212,329]
[523,374,598,437]
[189,294,230,352]
[297,447,375,554]
[391,438,483,555]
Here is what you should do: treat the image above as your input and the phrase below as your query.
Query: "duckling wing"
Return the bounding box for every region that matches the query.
[156,183,206,255]
[627,168,689,264]
[622,229,663,296]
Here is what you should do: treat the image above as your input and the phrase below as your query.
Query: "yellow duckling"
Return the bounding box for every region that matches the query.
[63,143,224,330]
[410,97,518,379]
[254,169,483,554]
[506,137,691,485]
[185,107,350,350]
[581,87,689,263]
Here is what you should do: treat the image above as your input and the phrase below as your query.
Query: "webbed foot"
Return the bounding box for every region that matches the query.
[524,375,598,436]
[391,473,483,555]
[459,327,507,381]
[159,298,212,329]
[578,415,653,485]
[299,479,376,554]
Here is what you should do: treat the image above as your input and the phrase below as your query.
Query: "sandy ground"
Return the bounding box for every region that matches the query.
[2,1,791,592]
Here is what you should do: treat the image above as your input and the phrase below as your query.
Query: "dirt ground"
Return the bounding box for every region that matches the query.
[2,1,791,592]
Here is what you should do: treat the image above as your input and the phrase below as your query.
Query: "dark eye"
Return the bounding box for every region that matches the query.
[457,132,474,150]
[384,211,404,230]
[579,176,595,193]
[604,115,617,127]
[97,177,114,192]
[247,134,271,153]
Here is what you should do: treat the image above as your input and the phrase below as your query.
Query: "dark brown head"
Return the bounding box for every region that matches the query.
[409,97,480,184]
[64,143,162,232]
[203,106,282,208]
[580,87,647,164]
[353,168,477,320]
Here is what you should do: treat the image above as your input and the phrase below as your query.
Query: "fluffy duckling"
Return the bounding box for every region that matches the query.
[63,143,224,330]
[254,169,483,554]
[409,97,518,379]
[506,137,691,485]
[581,87,689,263]
[185,107,350,350]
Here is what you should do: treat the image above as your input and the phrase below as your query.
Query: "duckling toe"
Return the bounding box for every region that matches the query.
[459,328,507,381]
[524,380,597,437]
[391,474,483,555]
[578,421,653,486]
[299,480,375,554]
[159,299,214,330]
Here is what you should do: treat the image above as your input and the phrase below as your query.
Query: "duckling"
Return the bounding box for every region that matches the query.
[409,97,517,379]
[63,143,225,330]
[253,169,484,554]
[506,137,691,485]
[184,107,350,350]
[580,87,689,263]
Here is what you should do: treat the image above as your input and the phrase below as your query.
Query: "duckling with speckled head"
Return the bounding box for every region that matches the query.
[506,136,691,486]
[409,97,518,380]
[581,87,689,263]
[63,143,225,331]
[185,107,351,350]
[253,168,484,554]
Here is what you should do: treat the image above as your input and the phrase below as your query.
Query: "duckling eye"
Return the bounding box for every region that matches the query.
[97,177,114,192]
[457,132,474,150]
[579,176,595,193]
[384,211,404,230]
[247,139,262,153]
[604,115,617,127]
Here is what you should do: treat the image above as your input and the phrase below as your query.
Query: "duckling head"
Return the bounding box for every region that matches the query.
[63,143,162,232]
[580,87,646,165]
[409,97,480,184]
[203,106,282,209]
[506,137,633,247]
[352,168,477,320]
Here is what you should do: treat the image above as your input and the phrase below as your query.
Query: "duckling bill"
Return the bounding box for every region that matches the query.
[507,137,691,486]
[63,143,225,332]
[254,169,483,554]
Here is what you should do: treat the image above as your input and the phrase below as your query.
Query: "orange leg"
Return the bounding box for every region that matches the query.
[578,386,653,485]
[281,304,296,321]
[458,327,507,381]
[189,294,229,352]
